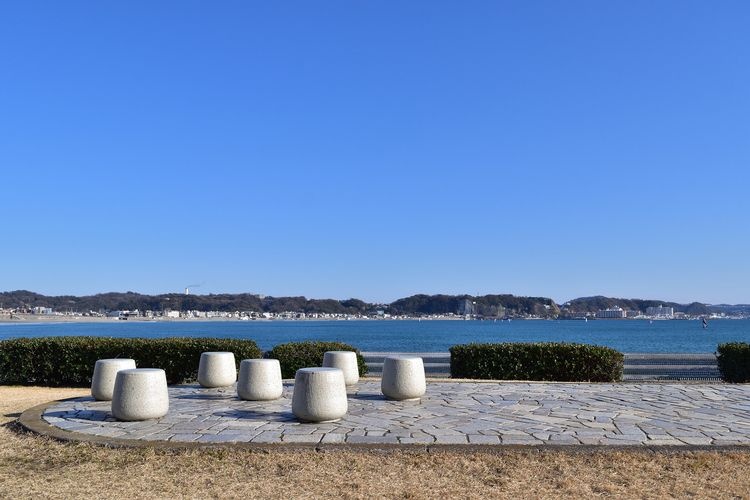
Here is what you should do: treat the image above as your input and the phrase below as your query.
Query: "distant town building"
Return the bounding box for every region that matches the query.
[596,306,627,319]
[646,306,674,318]
[32,306,53,315]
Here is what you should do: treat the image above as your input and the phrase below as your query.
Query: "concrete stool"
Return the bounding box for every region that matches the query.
[237,359,283,401]
[111,368,169,421]
[91,358,136,401]
[381,356,426,401]
[198,351,237,388]
[322,351,360,385]
[292,367,348,423]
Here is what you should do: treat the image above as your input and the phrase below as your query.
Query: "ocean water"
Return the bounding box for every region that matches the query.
[0,319,748,353]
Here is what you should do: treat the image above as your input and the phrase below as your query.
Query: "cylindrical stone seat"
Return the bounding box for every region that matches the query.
[292,367,348,423]
[237,359,283,401]
[381,356,426,401]
[197,351,237,388]
[322,351,360,385]
[111,368,169,421]
[91,358,136,401]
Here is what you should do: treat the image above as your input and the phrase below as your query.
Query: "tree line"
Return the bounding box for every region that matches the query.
[2,290,737,317]
[3,290,558,317]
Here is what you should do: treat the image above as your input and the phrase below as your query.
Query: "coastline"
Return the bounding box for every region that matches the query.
[0,314,467,324]
[0,314,737,325]
[0,315,247,324]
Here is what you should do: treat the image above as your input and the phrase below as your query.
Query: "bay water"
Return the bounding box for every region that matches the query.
[1,319,748,353]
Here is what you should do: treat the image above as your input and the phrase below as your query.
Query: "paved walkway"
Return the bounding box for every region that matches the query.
[38,381,750,447]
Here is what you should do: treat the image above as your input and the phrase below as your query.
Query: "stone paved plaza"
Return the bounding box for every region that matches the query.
[40,381,750,446]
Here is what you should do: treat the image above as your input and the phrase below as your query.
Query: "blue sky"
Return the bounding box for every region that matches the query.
[1,1,748,304]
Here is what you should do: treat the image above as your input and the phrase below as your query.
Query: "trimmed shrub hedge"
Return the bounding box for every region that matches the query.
[449,342,623,382]
[0,336,261,386]
[717,342,750,383]
[267,341,367,379]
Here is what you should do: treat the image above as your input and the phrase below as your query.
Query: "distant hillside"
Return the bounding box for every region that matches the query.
[708,304,750,315]
[561,296,710,315]
[0,290,373,315]
[2,290,745,318]
[389,294,559,318]
[0,290,558,317]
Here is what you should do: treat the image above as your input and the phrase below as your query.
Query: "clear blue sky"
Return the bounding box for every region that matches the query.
[1,1,749,304]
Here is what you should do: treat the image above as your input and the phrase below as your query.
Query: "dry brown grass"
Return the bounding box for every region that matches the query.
[2,386,750,499]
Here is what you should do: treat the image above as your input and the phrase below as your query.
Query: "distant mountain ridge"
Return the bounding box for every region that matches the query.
[561,296,710,315]
[1,290,748,317]
[0,290,371,316]
[561,296,750,316]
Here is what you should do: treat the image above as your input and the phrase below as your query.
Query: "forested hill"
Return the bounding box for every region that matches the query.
[561,296,710,315]
[2,290,746,317]
[388,294,559,318]
[562,296,750,316]
[0,290,558,317]
[0,291,372,315]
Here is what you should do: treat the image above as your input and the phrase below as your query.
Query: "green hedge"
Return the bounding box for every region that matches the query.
[267,341,367,379]
[449,342,624,382]
[0,336,261,387]
[717,342,750,383]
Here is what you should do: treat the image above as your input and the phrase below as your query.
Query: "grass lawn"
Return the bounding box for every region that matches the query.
[1,386,749,499]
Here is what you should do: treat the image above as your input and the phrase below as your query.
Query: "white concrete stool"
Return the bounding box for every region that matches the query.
[198,351,237,388]
[322,351,360,385]
[381,356,426,401]
[111,368,169,421]
[91,358,136,401]
[292,367,348,423]
[237,359,283,401]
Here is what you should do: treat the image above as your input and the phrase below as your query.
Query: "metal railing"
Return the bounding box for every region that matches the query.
[361,352,722,381]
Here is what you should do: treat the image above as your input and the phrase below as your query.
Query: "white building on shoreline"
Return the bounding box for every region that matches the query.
[646,305,674,318]
[595,306,627,319]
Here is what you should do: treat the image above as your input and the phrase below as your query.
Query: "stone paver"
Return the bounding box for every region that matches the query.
[40,381,750,446]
